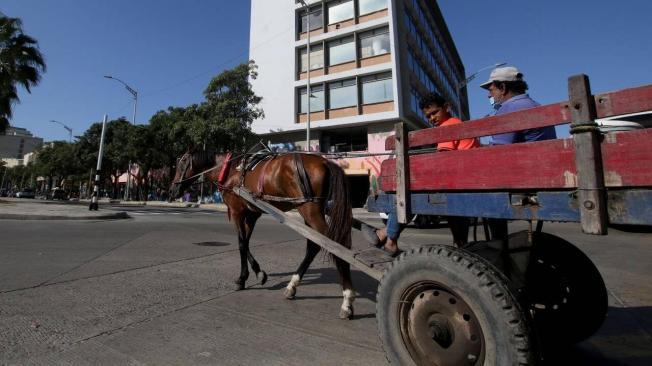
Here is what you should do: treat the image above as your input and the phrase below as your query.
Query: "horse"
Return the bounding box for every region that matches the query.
[169,150,355,319]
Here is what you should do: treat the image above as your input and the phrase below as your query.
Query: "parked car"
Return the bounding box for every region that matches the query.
[14,188,36,199]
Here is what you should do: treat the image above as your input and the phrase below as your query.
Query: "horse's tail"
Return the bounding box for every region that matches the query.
[325,160,352,249]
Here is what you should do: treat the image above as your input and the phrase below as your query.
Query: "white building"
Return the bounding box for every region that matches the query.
[249,0,467,204]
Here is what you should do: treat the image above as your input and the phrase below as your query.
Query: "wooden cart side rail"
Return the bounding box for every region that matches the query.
[385,83,652,150]
[232,187,384,281]
[379,128,652,191]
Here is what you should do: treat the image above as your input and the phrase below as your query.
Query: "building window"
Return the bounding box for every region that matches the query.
[328,0,354,24]
[359,27,390,58]
[321,128,368,153]
[300,6,323,32]
[328,35,355,65]
[359,0,387,15]
[362,72,393,104]
[299,43,324,72]
[299,84,325,113]
[328,78,357,109]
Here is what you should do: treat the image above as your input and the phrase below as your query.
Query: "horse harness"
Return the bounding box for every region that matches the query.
[236,152,324,204]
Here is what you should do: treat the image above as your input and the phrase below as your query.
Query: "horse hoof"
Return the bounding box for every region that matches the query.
[234,279,245,290]
[260,271,268,286]
[339,306,354,320]
[284,287,296,299]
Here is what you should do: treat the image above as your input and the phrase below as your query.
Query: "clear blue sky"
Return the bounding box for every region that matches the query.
[3,0,652,141]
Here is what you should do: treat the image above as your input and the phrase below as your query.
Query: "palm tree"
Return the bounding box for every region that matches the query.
[0,14,46,134]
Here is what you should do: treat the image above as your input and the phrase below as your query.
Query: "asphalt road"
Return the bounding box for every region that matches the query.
[1,205,651,365]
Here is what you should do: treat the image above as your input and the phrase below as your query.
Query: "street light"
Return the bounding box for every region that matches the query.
[49,119,73,142]
[457,62,507,91]
[298,0,312,152]
[104,75,138,201]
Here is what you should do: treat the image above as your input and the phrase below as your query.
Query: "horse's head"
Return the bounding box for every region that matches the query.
[169,152,193,200]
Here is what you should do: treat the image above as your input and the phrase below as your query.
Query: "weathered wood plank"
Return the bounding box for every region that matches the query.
[568,74,608,234]
[385,83,652,150]
[395,123,410,224]
[379,128,652,191]
[386,103,571,150]
[232,187,384,281]
[595,84,652,119]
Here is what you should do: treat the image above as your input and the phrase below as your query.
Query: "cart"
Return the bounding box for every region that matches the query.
[233,74,652,365]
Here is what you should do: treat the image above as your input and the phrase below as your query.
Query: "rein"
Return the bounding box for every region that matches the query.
[172,151,326,204]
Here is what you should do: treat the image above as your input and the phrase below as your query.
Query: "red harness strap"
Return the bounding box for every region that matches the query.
[217,152,232,190]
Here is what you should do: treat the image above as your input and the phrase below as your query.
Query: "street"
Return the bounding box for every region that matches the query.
[1,204,651,365]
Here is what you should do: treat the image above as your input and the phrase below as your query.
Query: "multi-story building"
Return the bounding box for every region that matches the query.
[249,0,467,205]
[0,127,43,167]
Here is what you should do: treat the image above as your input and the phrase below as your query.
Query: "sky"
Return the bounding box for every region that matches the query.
[2,0,652,142]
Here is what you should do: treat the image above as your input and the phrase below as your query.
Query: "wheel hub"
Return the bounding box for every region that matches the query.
[400,284,484,366]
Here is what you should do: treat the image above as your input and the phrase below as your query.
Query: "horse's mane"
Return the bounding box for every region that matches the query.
[192,150,219,168]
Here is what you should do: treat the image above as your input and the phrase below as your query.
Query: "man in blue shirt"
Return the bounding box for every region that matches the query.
[480,66,557,144]
[479,66,557,239]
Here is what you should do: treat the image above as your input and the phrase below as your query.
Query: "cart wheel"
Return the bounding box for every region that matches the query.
[525,232,607,347]
[377,246,537,366]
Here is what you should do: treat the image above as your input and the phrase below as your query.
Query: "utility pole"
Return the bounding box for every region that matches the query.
[104,75,138,201]
[298,0,312,152]
[89,115,108,211]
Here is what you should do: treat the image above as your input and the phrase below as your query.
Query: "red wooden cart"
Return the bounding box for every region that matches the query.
[234,74,652,365]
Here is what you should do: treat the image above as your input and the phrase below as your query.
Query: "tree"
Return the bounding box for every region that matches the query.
[198,60,264,152]
[0,15,46,134]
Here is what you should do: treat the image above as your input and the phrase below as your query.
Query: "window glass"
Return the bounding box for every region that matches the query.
[321,128,368,153]
[299,85,325,113]
[328,79,357,109]
[362,73,393,104]
[328,36,355,65]
[328,0,354,24]
[300,6,323,32]
[299,44,324,72]
[359,0,387,15]
[359,27,390,58]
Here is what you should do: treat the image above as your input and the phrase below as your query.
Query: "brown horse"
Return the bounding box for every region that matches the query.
[169,150,355,319]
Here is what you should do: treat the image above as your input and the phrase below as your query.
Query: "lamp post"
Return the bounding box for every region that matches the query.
[49,120,73,142]
[457,62,507,91]
[104,75,138,201]
[298,0,311,152]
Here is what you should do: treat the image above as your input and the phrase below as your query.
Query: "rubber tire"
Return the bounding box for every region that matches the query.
[525,232,608,348]
[377,245,537,366]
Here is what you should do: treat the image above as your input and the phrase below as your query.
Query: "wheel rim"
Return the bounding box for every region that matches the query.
[398,281,485,366]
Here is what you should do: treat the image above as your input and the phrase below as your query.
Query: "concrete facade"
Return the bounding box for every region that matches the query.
[0,127,43,167]
[249,0,466,200]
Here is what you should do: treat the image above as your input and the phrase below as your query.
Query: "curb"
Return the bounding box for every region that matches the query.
[0,211,130,221]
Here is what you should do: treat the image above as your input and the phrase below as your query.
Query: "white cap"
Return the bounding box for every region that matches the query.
[480,66,523,89]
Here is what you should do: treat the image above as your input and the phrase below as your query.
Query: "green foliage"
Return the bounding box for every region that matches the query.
[21,61,264,196]
[197,60,263,151]
[0,15,46,134]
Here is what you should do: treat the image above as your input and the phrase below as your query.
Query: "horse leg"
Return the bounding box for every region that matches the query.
[334,257,355,320]
[244,211,267,285]
[234,212,252,291]
[290,204,355,319]
[284,240,321,299]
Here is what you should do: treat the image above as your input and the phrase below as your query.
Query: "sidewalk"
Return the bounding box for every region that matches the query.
[0,198,378,221]
[0,198,129,220]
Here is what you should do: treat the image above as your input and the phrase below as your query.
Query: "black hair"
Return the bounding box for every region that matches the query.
[418,92,448,110]
[494,79,529,95]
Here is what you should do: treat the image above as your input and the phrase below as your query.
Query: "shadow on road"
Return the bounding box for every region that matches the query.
[544,306,652,365]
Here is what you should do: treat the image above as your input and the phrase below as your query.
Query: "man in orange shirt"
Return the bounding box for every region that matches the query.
[364,92,478,255]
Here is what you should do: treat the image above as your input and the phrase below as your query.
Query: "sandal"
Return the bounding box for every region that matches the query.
[361,224,385,247]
